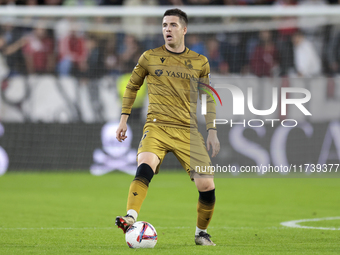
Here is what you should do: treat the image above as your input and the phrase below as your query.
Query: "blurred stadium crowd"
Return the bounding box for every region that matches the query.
[0,1,339,173]
[1,0,340,6]
[0,0,340,80]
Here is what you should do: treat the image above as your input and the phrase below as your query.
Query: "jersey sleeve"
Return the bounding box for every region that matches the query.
[200,55,210,79]
[121,51,149,115]
[199,56,216,131]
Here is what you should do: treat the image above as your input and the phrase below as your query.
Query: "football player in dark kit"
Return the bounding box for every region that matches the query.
[115,8,220,246]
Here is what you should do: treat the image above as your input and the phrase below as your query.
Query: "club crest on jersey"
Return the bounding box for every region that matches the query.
[155,69,163,76]
[185,60,193,69]
[160,57,165,63]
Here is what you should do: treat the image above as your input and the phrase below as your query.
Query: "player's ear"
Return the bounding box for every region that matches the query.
[183,26,187,35]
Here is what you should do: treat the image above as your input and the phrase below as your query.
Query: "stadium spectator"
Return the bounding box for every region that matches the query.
[143,33,164,52]
[186,0,210,3]
[142,17,164,51]
[0,37,9,79]
[274,0,298,75]
[62,0,98,6]
[185,0,224,4]
[12,0,36,4]
[292,30,321,77]
[119,34,141,74]
[0,18,26,75]
[57,23,87,76]
[82,35,104,79]
[20,0,63,5]
[205,37,225,74]
[219,33,246,74]
[103,36,120,75]
[187,34,206,56]
[87,17,113,69]
[22,23,55,74]
[223,0,275,5]
[158,0,224,4]
[327,27,340,74]
[44,0,63,5]
[298,0,327,60]
[245,31,259,64]
[88,17,110,42]
[54,17,80,43]
[98,0,124,4]
[0,0,16,5]
[81,35,105,121]
[158,0,184,4]
[26,0,39,5]
[327,0,340,4]
[249,30,279,77]
[276,35,295,76]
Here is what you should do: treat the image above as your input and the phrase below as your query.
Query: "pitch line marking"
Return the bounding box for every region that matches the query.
[0,226,278,230]
[0,227,114,230]
[281,216,340,230]
[0,227,191,230]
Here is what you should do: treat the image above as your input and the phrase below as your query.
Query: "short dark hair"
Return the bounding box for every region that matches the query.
[163,8,188,27]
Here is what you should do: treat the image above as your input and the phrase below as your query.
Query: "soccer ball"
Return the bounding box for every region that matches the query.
[125,221,157,248]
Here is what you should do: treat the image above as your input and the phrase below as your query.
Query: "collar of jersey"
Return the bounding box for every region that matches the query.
[164,45,187,55]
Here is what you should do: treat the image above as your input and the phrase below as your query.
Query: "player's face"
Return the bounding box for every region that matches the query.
[162,16,187,49]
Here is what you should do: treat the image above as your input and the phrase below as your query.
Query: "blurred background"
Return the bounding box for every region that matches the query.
[0,0,339,176]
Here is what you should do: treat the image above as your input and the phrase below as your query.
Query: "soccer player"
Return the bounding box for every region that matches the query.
[115,8,220,246]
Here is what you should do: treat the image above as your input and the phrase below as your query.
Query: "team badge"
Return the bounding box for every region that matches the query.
[185,60,193,69]
[155,69,163,76]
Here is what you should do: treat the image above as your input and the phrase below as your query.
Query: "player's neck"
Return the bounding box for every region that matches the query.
[165,43,186,54]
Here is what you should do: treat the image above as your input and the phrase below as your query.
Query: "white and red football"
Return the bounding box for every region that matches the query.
[125,221,157,248]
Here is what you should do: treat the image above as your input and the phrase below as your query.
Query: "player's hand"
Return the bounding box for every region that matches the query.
[206,129,220,158]
[116,122,128,142]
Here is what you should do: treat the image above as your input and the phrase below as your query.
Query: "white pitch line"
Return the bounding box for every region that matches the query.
[0,227,191,230]
[0,227,114,230]
[281,216,340,230]
[0,226,281,231]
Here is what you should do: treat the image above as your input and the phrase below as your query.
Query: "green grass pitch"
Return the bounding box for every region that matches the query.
[1,172,340,254]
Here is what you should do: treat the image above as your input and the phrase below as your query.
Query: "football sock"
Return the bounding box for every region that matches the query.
[196,189,215,230]
[195,226,207,236]
[126,163,154,214]
[127,209,138,221]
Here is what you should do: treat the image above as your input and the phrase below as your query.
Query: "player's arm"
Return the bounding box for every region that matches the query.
[199,58,216,132]
[116,114,129,142]
[116,52,149,142]
[198,85,216,132]
[199,86,220,157]
[206,129,219,158]
[199,57,220,157]
[198,88,220,157]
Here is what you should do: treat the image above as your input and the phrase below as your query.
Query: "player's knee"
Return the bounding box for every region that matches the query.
[199,189,215,204]
[137,152,159,172]
[134,163,154,187]
[195,178,215,192]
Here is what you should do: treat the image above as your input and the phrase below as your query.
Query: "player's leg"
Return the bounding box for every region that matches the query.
[116,124,168,233]
[172,127,216,245]
[194,176,216,246]
[126,152,159,219]
[116,152,159,233]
